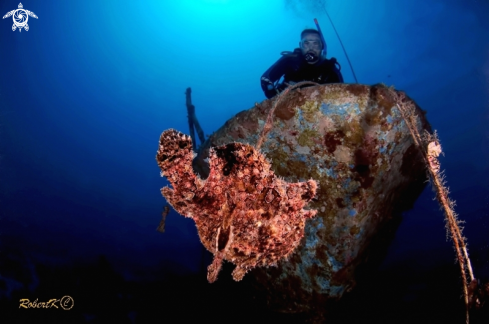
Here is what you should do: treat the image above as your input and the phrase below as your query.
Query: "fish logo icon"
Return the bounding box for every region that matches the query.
[3,3,38,32]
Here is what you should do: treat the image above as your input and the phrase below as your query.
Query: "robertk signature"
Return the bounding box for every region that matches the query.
[19,295,74,310]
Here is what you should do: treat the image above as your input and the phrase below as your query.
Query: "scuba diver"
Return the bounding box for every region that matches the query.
[261,26,344,99]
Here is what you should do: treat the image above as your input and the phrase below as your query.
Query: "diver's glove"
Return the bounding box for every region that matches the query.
[261,76,275,91]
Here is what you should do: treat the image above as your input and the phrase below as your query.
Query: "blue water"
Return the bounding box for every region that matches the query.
[1,0,488,323]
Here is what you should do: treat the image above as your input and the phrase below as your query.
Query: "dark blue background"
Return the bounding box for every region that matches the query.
[1,0,488,323]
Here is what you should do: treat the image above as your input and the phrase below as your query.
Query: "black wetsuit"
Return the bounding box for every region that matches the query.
[261,48,344,99]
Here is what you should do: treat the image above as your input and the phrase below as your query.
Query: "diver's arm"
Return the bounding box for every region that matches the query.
[330,58,344,83]
[261,55,290,99]
[318,58,344,84]
[332,66,344,83]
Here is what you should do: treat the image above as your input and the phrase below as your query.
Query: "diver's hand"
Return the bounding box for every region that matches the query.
[261,77,274,90]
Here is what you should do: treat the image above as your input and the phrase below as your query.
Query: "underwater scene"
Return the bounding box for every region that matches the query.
[1,0,488,323]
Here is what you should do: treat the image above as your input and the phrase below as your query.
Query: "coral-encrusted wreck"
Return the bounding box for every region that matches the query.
[158,83,432,314]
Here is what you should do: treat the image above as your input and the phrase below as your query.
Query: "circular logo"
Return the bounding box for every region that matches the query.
[60,296,74,310]
[13,9,27,27]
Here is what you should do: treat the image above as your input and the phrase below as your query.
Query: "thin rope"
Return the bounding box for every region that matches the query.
[323,9,359,84]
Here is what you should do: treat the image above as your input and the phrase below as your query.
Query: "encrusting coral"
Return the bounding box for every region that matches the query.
[156,81,485,322]
[191,82,435,308]
[156,116,318,282]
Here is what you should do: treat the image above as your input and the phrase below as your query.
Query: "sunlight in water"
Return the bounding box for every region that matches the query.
[184,0,276,18]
